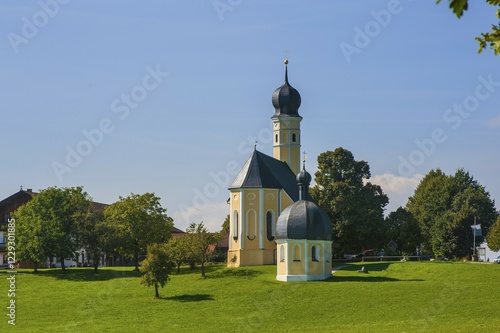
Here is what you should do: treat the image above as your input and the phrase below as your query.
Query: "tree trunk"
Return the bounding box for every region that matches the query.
[60,258,66,273]
[134,250,139,271]
[177,262,181,274]
[33,261,38,273]
[201,260,205,278]
[93,254,100,273]
[154,284,160,298]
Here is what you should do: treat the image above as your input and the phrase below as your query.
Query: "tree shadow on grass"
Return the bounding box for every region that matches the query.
[205,268,262,279]
[163,294,214,302]
[18,268,141,281]
[326,276,424,283]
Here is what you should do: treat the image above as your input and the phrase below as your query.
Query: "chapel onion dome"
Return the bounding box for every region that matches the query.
[276,162,332,241]
[272,59,302,117]
[297,165,312,186]
[275,201,332,241]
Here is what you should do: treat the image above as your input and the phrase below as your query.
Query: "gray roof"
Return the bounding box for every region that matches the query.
[228,150,299,202]
[276,200,332,241]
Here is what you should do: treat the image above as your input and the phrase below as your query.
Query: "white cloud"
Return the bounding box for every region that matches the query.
[172,201,229,233]
[368,173,424,213]
[368,173,423,194]
[487,115,500,128]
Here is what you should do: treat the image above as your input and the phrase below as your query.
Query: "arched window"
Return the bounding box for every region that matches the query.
[280,245,285,262]
[292,133,296,142]
[233,211,238,241]
[246,209,256,241]
[266,211,275,241]
[293,245,301,262]
[275,134,278,143]
[312,245,318,262]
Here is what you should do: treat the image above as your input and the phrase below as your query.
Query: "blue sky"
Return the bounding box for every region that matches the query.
[1,0,499,232]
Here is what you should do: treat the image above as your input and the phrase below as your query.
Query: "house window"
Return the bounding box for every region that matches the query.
[292,133,296,142]
[233,211,238,241]
[293,245,301,262]
[280,245,285,262]
[266,211,275,241]
[312,245,319,262]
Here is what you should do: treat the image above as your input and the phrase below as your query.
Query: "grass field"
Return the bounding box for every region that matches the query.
[1,261,499,332]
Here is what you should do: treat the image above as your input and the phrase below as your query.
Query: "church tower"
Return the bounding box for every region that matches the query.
[271,60,302,175]
[227,60,303,267]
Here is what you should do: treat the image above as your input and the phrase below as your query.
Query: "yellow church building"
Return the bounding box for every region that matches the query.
[227,60,304,267]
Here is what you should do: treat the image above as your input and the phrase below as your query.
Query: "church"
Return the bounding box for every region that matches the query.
[227,60,332,271]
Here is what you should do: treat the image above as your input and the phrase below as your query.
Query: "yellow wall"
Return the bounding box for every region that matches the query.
[228,188,295,267]
[272,118,302,175]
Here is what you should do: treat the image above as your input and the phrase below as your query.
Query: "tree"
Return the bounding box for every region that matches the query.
[12,206,47,272]
[438,0,500,55]
[168,236,187,274]
[184,222,220,278]
[407,168,498,258]
[12,186,91,272]
[140,243,173,298]
[486,217,500,251]
[104,193,174,271]
[406,169,451,254]
[220,214,230,234]
[384,207,422,255]
[310,147,389,257]
[76,209,108,273]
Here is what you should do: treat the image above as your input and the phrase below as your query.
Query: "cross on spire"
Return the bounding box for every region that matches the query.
[283,49,289,61]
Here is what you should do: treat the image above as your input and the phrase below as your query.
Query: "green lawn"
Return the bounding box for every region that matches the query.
[1,261,499,332]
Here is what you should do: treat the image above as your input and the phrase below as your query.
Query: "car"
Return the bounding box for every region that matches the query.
[355,249,379,258]
[492,256,500,263]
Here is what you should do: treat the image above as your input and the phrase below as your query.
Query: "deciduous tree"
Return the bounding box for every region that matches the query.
[486,217,500,251]
[438,0,500,55]
[168,236,187,274]
[105,193,173,271]
[13,186,91,272]
[184,222,219,278]
[140,243,173,298]
[407,168,498,258]
[384,207,422,255]
[310,148,389,257]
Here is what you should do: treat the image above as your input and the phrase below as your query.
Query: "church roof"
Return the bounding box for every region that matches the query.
[276,162,332,241]
[276,200,332,241]
[228,150,299,201]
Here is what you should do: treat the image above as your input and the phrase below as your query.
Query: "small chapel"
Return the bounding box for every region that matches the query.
[227,60,333,281]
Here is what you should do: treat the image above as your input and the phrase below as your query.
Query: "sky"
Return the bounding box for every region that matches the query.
[1,0,499,233]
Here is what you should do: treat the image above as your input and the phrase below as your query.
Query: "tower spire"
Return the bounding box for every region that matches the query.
[284,59,289,83]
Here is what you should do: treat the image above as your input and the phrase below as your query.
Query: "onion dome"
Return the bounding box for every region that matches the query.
[276,161,332,241]
[297,164,312,187]
[276,201,332,241]
[272,60,301,117]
